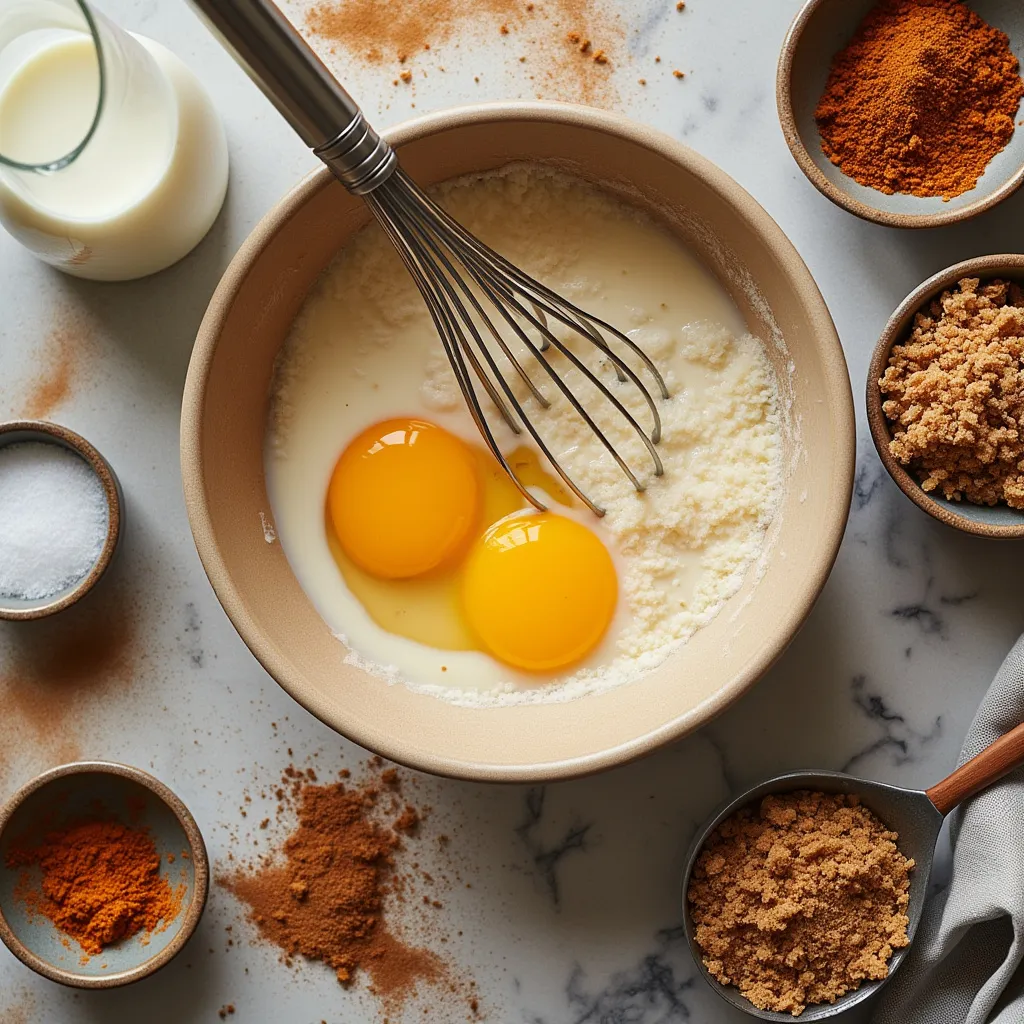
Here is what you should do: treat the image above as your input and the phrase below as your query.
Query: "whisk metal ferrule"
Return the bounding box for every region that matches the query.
[315,113,397,196]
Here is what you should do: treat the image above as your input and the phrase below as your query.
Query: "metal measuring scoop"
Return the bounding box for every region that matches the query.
[681,721,1024,1020]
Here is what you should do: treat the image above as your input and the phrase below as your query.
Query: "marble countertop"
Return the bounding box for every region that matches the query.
[2,1,1024,1021]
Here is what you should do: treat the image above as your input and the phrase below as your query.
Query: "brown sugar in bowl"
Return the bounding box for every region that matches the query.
[867,254,1024,539]
[180,103,855,782]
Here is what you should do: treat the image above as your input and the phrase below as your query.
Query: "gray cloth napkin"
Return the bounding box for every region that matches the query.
[873,634,1024,1024]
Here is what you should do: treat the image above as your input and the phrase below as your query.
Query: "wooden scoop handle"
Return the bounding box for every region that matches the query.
[926,720,1024,816]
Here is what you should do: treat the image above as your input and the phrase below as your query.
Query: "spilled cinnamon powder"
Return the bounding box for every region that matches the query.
[0,583,140,784]
[19,312,93,421]
[24,328,74,420]
[296,0,622,106]
[223,763,471,1016]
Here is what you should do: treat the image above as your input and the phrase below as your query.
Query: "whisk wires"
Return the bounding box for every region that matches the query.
[365,169,669,517]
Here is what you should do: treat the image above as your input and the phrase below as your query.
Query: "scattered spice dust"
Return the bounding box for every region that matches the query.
[17,311,94,421]
[223,762,479,1018]
[296,0,623,106]
[0,583,140,784]
[6,818,185,955]
[0,1003,31,1024]
[0,992,33,1024]
[23,325,76,419]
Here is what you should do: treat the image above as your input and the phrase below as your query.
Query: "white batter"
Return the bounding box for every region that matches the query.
[267,165,783,706]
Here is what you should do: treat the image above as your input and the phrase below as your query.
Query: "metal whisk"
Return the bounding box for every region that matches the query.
[191,0,668,516]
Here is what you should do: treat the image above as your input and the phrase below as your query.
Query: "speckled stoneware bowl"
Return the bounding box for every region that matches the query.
[0,762,208,988]
[867,254,1024,538]
[778,0,1024,228]
[181,102,855,782]
[0,420,123,621]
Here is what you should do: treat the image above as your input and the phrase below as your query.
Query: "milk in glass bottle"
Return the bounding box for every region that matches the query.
[0,0,228,280]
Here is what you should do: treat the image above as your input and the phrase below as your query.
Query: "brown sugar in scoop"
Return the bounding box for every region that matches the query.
[687,791,913,1016]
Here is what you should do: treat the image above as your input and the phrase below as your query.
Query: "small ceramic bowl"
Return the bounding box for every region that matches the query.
[778,0,1024,228]
[0,420,123,620]
[0,762,208,988]
[867,254,1024,538]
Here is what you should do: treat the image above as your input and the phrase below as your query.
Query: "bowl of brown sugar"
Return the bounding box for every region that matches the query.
[778,0,1024,228]
[0,762,209,988]
[868,254,1024,538]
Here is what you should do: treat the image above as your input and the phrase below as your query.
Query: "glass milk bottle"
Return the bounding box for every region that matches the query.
[0,0,228,280]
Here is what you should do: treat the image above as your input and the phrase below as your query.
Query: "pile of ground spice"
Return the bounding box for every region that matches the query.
[223,767,450,1015]
[814,0,1024,200]
[7,819,184,955]
[881,277,1024,507]
[687,791,913,1016]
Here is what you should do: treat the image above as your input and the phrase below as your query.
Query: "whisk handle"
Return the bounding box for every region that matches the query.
[188,0,396,194]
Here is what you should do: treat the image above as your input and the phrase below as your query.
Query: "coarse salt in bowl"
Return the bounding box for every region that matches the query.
[0,421,122,620]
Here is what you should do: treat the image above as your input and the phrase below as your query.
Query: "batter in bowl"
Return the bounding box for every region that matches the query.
[267,165,784,706]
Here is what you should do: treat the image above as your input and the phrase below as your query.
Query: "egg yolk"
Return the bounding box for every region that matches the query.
[461,512,618,672]
[328,418,480,580]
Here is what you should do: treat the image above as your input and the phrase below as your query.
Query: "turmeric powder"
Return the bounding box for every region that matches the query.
[7,819,184,955]
[814,0,1024,200]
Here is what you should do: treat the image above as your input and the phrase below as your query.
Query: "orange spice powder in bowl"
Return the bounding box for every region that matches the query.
[0,762,208,988]
[778,0,1024,228]
[814,0,1024,201]
[8,819,183,956]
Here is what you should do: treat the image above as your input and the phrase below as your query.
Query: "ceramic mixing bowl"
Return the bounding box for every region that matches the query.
[181,103,855,782]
